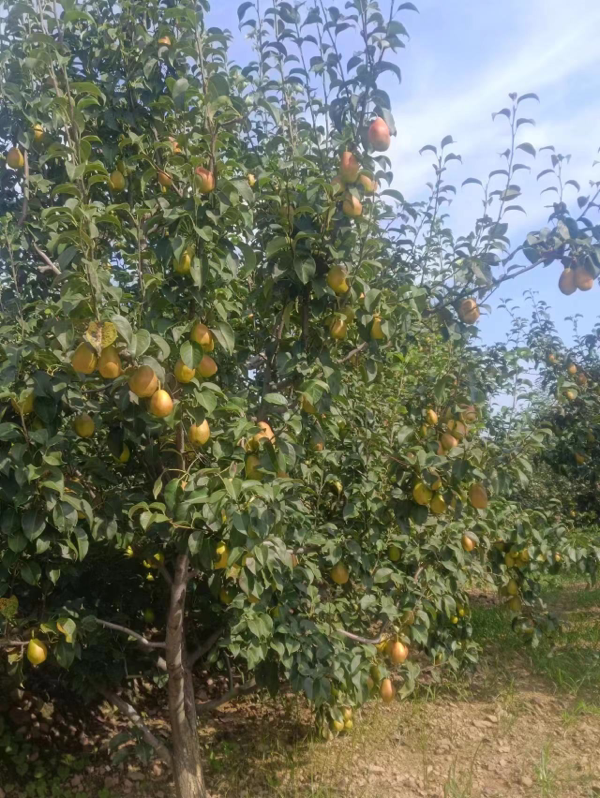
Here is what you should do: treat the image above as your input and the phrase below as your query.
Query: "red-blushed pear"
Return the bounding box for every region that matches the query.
[380,678,394,703]
[190,322,214,351]
[195,166,215,193]
[196,355,218,379]
[386,640,408,665]
[157,170,172,188]
[458,298,480,323]
[558,268,577,295]
[340,151,360,183]
[468,483,488,509]
[358,173,378,193]
[440,432,458,450]
[368,117,391,151]
[129,365,158,397]
[575,267,594,291]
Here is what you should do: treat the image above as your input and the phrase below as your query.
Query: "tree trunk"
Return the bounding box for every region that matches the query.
[166,553,206,798]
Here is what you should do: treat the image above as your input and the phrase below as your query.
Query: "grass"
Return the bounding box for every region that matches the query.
[471,579,600,701]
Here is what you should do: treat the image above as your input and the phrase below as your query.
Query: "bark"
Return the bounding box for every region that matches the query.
[166,552,206,798]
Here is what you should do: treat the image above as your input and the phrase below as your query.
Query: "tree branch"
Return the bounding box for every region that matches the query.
[96,619,166,649]
[31,242,61,276]
[196,679,257,713]
[335,622,390,646]
[188,627,222,667]
[98,687,173,767]
[0,639,28,648]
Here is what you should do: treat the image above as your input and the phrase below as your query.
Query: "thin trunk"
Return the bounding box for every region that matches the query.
[166,553,206,798]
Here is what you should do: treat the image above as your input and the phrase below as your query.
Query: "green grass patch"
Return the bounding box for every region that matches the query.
[471,581,600,699]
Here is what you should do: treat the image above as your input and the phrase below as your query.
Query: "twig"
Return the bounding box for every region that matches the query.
[339,341,368,364]
[0,639,28,648]
[31,242,61,276]
[335,622,390,646]
[18,149,29,227]
[196,679,257,713]
[96,619,166,649]
[188,628,222,667]
[98,687,173,767]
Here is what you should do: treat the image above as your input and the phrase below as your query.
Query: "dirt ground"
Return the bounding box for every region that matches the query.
[2,581,600,798]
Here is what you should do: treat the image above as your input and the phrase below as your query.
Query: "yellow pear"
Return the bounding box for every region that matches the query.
[413,482,432,506]
[108,170,125,191]
[174,247,193,275]
[214,543,229,569]
[425,408,438,426]
[73,413,95,438]
[149,389,173,417]
[174,359,196,383]
[188,420,210,447]
[33,124,44,142]
[461,535,476,552]
[330,562,349,585]
[71,342,97,375]
[330,318,347,340]
[27,638,47,666]
[7,147,24,169]
[98,346,121,379]
[371,315,385,340]
[430,494,447,514]
[117,443,130,463]
[326,265,349,295]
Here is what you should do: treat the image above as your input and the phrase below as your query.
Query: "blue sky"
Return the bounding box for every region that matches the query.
[210,0,600,347]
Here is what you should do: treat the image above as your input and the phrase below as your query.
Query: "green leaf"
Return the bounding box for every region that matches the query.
[294,255,316,284]
[112,315,134,347]
[266,236,288,259]
[22,509,46,541]
[172,78,189,111]
[213,321,235,355]
[264,393,288,406]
